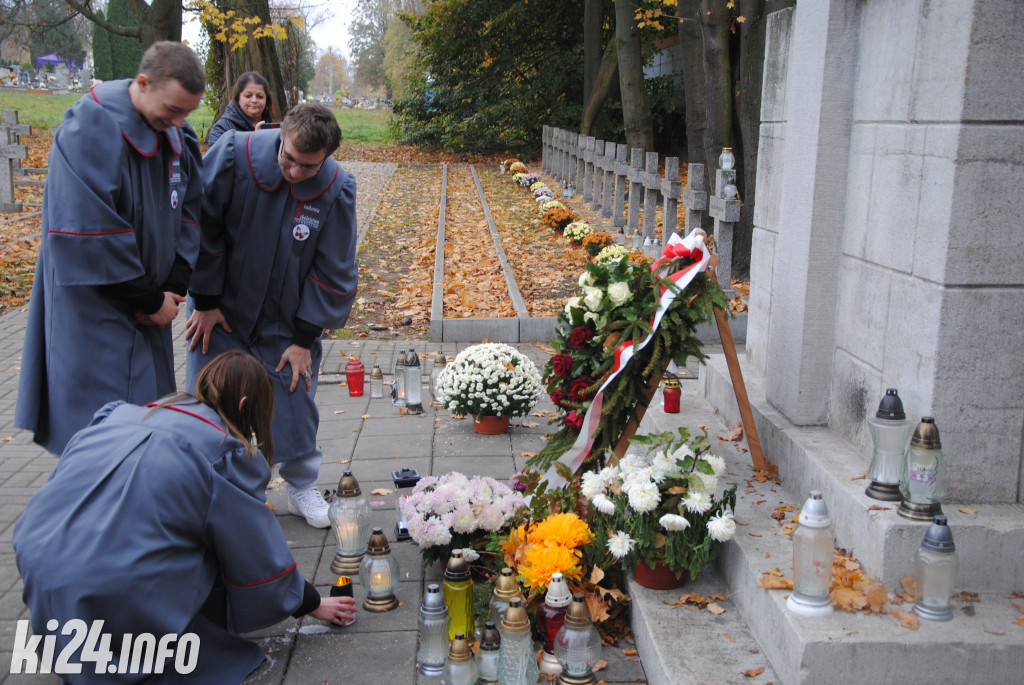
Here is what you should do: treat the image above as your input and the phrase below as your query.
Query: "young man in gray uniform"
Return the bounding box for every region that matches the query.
[186,104,358,528]
[16,41,205,454]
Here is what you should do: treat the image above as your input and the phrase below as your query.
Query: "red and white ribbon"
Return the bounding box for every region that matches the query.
[543,230,712,487]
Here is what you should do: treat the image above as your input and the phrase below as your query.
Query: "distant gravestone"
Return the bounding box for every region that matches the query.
[54,64,70,89]
[79,67,92,87]
[0,110,30,211]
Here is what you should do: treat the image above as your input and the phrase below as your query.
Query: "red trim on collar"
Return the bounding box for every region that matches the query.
[163,129,182,156]
[224,562,297,587]
[50,229,134,236]
[290,163,338,202]
[121,130,158,157]
[143,403,227,434]
[246,132,285,193]
[90,84,100,103]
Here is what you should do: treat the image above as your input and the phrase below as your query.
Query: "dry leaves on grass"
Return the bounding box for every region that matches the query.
[477,167,583,316]
[443,167,515,318]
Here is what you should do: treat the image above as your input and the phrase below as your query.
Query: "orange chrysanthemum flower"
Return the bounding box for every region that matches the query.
[519,542,583,592]
[529,512,593,549]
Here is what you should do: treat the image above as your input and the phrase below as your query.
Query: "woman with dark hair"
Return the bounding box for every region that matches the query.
[13,350,356,683]
[206,71,274,147]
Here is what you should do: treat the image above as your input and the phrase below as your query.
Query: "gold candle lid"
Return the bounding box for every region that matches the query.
[448,632,473,662]
[336,471,362,497]
[501,597,530,633]
[370,365,383,379]
[445,551,470,581]
[366,528,391,556]
[493,567,521,600]
[563,593,593,628]
[910,417,941,449]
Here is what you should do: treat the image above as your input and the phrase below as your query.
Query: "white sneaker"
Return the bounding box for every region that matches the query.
[287,484,330,528]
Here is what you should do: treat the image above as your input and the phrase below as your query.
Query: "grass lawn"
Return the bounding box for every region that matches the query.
[0,89,392,144]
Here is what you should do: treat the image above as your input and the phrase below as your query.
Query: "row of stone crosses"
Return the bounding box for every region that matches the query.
[540,125,741,287]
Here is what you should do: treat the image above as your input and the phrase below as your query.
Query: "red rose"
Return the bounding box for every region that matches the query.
[569,326,594,350]
[550,388,568,408]
[552,354,573,378]
[564,410,584,431]
[569,377,593,401]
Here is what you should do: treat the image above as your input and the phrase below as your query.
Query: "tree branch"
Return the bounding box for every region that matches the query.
[63,0,141,38]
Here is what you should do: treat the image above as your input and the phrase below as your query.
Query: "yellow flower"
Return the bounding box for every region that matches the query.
[529,512,593,549]
[519,542,583,592]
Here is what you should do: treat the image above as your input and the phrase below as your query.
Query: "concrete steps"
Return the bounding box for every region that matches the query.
[628,355,1024,684]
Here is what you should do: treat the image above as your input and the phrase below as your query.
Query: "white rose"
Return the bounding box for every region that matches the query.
[607,281,631,306]
[578,271,595,288]
[582,286,604,312]
[564,296,582,314]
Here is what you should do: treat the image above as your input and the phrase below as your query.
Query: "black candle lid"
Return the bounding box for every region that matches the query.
[875,388,906,420]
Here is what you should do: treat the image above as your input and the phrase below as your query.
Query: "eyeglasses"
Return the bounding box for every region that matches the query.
[278,142,325,173]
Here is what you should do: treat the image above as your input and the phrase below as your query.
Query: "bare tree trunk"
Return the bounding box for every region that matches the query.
[677,0,712,231]
[615,0,654,152]
[583,0,604,104]
[700,0,734,182]
[210,0,288,118]
[581,40,618,136]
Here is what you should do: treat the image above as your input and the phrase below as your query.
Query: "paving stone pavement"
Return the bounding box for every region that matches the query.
[0,162,649,684]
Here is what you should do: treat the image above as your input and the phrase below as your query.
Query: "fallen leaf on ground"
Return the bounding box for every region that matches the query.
[717,422,743,441]
[723,633,736,643]
[1010,601,1024,614]
[592,659,608,672]
[758,576,793,590]
[370,488,394,495]
[889,607,920,630]
[958,505,980,515]
[851,471,867,481]
[1016,616,1024,628]
[622,649,637,656]
[954,591,979,603]
[867,505,890,511]
[706,602,726,615]
[520,421,540,428]
[742,667,765,677]
[774,504,796,512]
[333,410,345,414]
[361,414,371,419]
[519,451,537,458]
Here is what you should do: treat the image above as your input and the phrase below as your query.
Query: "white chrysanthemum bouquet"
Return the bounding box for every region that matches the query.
[582,427,738,579]
[435,342,544,418]
[400,471,526,566]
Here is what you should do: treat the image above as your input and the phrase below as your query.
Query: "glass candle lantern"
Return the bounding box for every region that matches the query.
[429,353,447,408]
[865,388,912,501]
[358,528,399,612]
[394,349,407,406]
[497,597,539,685]
[328,472,370,575]
[898,417,945,521]
[404,349,424,414]
[663,375,681,413]
[489,567,523,627]
[723,183,738,199]
[441,632,478,685]
[443,551,475,641]
[417,584,450,677]
[718,147,735,170]
[476,621,501,685]
[554,593,601,685]
[370,364,384,399]
[537,572,572,675]
[614,228,626,246]
[914,515,958,622]
[345,357,364,397]
[786,491,835,617]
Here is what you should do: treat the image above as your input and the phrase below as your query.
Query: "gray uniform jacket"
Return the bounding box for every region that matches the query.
[186,130,358,462]
[13,400,308,683]
[14,80,202,454]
